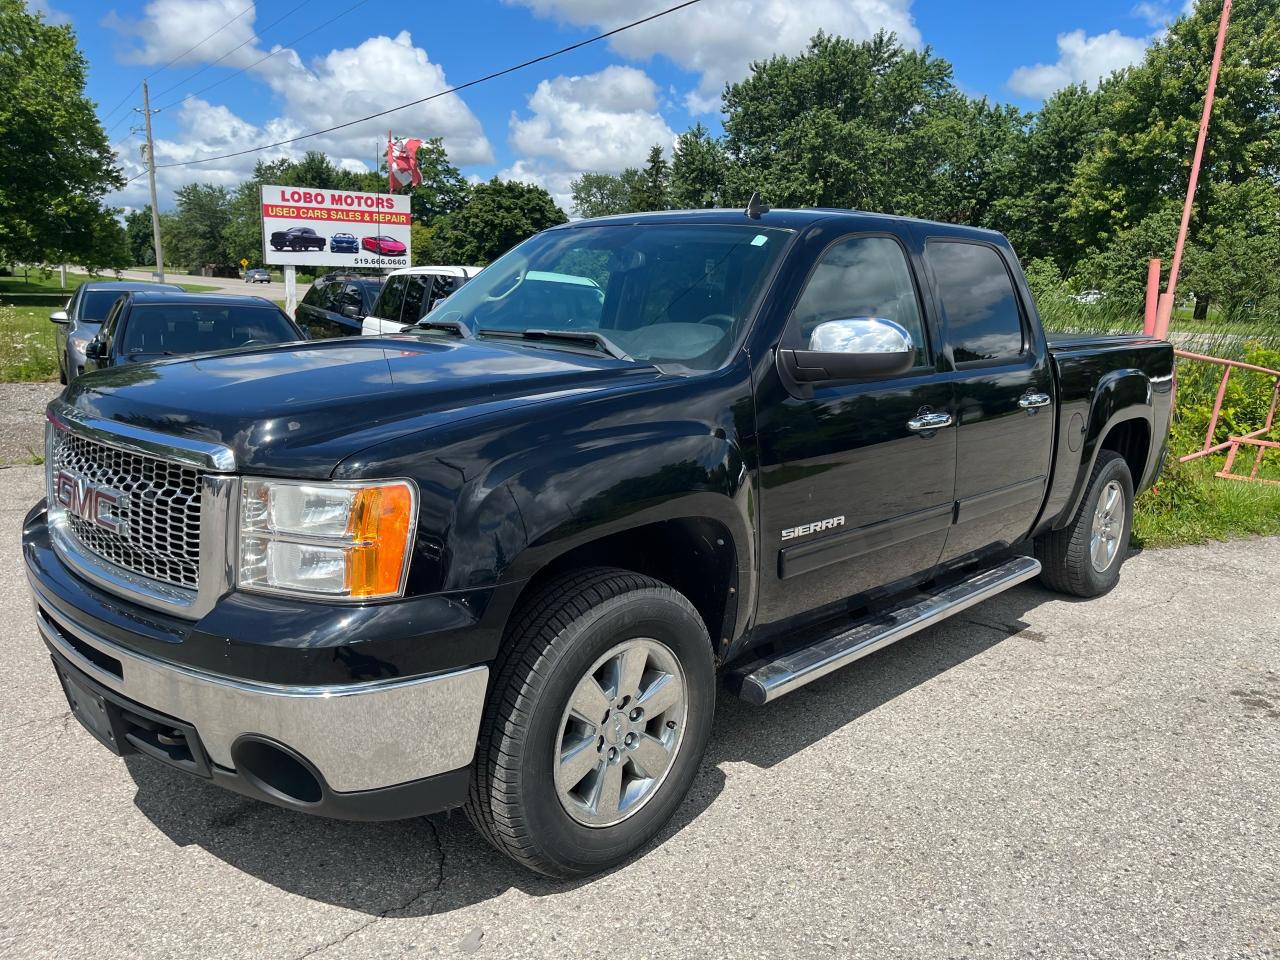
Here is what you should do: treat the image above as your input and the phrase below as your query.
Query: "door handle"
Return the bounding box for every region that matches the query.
[1018,393,1051,410]
[907,412,953,432]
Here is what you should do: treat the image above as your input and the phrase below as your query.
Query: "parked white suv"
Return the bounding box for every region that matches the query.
[361,265,482,336]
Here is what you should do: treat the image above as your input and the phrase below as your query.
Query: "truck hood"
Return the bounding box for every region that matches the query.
[60,336,660,477]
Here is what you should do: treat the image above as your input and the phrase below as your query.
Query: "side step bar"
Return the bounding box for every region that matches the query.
[732,555,1042,705]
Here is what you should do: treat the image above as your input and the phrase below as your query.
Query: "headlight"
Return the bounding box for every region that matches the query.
[238,478,416,600]
[69,336,89,352]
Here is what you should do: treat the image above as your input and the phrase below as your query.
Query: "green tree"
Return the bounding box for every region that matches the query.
[721,31,1015,219]
[124,206,156,266]
[989,84,1104,268]
[432,178,567,265]
[670,123,728,209]
[633,145,670,211]
[0,0,124,266]
[167,183,232,271]
[571,170,641,218]
[1064,0,1280,259]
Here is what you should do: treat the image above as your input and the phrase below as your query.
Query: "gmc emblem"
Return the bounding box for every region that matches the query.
[53,469,126,535]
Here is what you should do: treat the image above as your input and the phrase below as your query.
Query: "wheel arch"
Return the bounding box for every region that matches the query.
[1053,369,1154,529]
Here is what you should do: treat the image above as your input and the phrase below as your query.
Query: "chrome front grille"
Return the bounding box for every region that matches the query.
[50,430,203,590]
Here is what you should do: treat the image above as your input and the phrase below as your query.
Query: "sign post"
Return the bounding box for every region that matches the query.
[283,265,297,318]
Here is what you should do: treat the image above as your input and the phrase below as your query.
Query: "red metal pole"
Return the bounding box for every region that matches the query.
[1155,0,1232,339]
[1144,258,1161,335]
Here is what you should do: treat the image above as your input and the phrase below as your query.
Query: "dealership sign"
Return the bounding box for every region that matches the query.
[260,185,411,268]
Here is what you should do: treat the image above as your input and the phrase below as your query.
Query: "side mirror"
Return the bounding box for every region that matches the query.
[340,304,361,319]
[84,340,103,360]
[779,317,916,384]
[49,310,69,324]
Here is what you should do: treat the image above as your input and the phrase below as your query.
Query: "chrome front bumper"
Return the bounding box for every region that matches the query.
[36,601,488,794]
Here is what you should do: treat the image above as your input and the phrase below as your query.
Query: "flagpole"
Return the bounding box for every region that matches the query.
[387,129,393,193]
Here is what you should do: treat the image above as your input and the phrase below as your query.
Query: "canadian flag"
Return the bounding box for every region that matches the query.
[387,135,423,191]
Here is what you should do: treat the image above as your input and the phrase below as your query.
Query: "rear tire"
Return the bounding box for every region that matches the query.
[1035,449,1134,597]
[465,567,715,878]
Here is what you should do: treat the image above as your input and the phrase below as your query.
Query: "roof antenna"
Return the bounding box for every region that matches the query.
[745,191,770,220]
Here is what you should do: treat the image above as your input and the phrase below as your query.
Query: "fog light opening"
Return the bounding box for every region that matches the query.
[232,737,324,805]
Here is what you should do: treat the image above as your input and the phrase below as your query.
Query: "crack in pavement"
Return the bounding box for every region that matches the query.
[289,819,449,960]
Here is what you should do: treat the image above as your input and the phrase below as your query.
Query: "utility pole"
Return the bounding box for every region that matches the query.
[139,81,165,283]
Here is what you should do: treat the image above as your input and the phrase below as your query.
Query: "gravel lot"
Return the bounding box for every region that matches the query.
[0,382,60,464]
[1,464,1276,959]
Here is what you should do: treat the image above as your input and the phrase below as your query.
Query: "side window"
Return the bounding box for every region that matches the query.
[375,275,409,322]
[301,284,323,307]
[402,275,430,322]
[789,236,928,367]
[926,241,1025,364]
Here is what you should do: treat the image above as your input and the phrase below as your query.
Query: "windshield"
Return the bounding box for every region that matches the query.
[420,223,792,371]
[120,304,300,356]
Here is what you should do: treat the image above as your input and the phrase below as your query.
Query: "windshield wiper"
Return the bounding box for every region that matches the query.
[412,318,474,339]
[480,328,633,361]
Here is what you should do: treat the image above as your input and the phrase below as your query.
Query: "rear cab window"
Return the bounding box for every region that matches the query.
[925,240,1026,364]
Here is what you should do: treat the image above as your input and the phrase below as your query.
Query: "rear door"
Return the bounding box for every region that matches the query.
[755,228,957,627]
[920,235,1054,562]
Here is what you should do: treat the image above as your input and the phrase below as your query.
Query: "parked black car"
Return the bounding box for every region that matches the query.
[24,208,1173,880]
[269,226,326,252]
[50,280,184,382]
[296,274,385,338]
[81,291,305,371]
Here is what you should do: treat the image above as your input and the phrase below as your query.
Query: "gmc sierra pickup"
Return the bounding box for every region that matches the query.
[23,208,1173,878]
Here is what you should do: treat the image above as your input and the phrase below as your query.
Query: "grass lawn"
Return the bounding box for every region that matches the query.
[1134,456,1280,548]
[0,304,60,381]
[0,272,218,297]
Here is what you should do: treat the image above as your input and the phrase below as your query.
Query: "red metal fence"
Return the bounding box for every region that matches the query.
[1175,348,1280,485]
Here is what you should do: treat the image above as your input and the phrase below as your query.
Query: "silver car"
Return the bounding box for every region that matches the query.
[51,281,183,382]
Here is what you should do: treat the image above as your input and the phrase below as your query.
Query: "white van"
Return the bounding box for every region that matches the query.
[361,265,482,336]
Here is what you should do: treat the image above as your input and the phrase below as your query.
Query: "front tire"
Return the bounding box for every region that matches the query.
[1035,449,1134,597]
[465,568,715,878]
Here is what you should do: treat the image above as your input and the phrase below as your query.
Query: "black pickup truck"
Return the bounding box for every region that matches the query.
[23,208,1173,878]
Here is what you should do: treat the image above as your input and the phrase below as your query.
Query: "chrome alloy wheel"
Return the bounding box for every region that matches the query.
[553,638,688,828]
[1090,479,1125,572]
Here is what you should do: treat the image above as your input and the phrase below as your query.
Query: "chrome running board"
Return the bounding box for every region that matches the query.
[732,556,1042,705]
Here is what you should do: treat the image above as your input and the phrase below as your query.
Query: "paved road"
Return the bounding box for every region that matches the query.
[0,382,60,464]
[68,266,296,304]
[1,464,1276,959]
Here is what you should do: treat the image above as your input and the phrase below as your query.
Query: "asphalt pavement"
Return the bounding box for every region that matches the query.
[1,463,1276,959]
[68,266,296,304]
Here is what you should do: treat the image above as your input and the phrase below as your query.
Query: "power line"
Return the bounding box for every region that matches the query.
[124,0,704,184]
[98,1,255,126]
[152,0,371,112]
[150,0,315,101]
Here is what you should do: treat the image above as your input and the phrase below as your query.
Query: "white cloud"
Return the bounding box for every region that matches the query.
[504,0,920,115]
[28,0,71,24]
[1132,0,1196,27]
[104,0,260,67]
[501,65,675,215]
[1007,29,1150,98]
[102,4,492,208]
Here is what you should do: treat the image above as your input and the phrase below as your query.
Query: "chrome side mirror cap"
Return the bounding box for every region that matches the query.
[808,317,914,356]
[49,310,69,324]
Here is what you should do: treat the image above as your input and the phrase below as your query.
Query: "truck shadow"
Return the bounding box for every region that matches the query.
[124,582,1061,918]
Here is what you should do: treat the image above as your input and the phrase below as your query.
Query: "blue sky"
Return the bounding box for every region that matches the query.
[31,0,1191,213]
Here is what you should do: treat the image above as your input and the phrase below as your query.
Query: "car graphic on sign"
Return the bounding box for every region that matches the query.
[362,235,406,256]
[269,226,327,252]
[330,233,358,253]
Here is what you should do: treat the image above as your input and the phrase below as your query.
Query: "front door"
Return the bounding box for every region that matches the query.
[919,235,1055,562]
[755,231,957,628]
